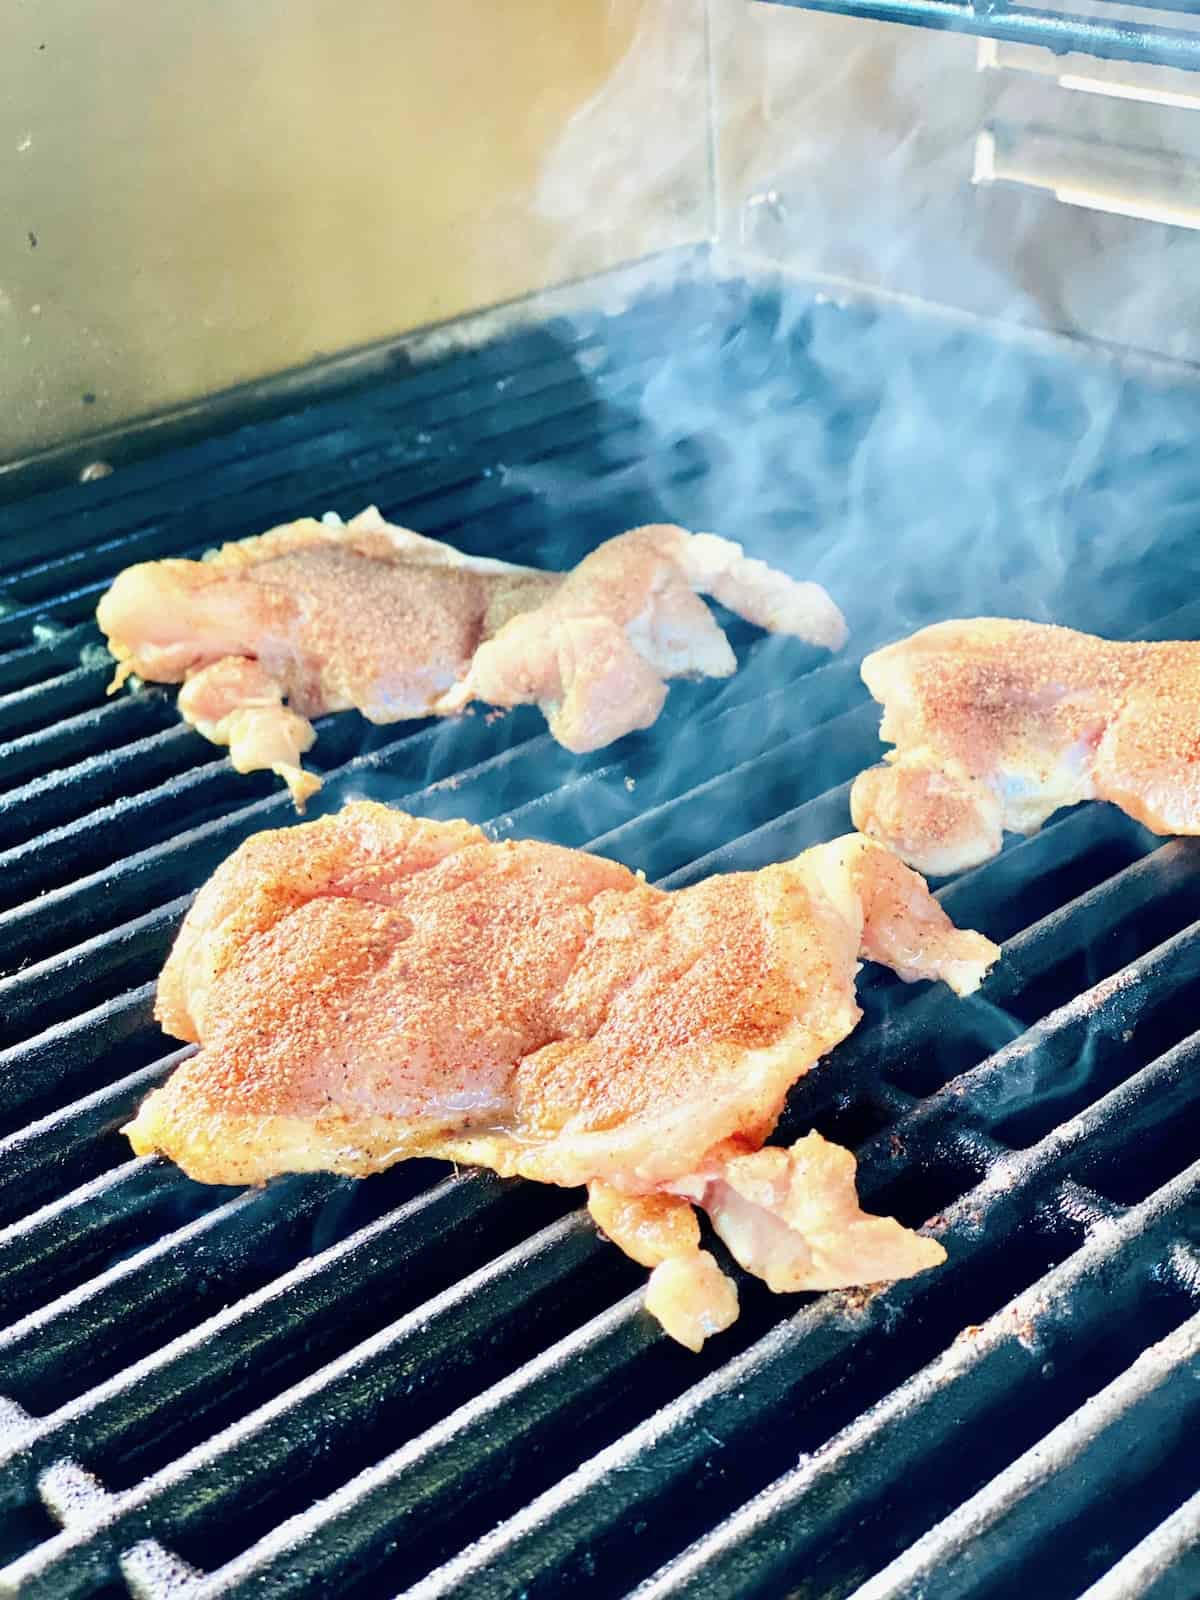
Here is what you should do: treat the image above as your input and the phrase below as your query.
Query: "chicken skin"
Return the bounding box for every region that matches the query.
[851,617,1200,876]
[97,510,845,807]
[126,803,997,1348]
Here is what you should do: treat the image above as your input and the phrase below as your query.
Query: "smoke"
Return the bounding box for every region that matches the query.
[432,0,1200,1144]
[533,0,711,271]
[516,1,1200,648]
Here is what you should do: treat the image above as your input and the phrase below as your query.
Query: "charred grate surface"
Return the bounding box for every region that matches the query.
[1,270,1199,1599]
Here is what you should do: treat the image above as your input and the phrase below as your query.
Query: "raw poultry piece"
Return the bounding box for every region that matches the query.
[851,617,1200,875]
[126,803,997,1349]
[97,509,846,807]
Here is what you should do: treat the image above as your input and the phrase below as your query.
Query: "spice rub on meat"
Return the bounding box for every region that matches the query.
[97,509,846,808]
[851,618,1200,876]
[126,802,997,1349]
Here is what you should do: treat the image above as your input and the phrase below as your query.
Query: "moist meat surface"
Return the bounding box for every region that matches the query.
[851,617,1200,875]
[97,509,846,807]
[128,802,997,1347]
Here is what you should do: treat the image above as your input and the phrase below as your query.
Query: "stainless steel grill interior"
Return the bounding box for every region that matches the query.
[1,266,1198,1599]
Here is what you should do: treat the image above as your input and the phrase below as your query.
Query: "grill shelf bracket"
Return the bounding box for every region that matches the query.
[756,0,1200,73]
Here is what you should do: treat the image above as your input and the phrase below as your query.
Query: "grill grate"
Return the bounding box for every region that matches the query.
[0,270,1198,1599]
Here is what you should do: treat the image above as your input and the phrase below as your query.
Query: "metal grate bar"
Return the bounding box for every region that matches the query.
[0,713,397,904]
[0,983,160,1140]
[0,287,697,554]
[2,1216,638,1600]
[395,1086,1199,1600]
[633,1164,1200,1600]
[44,979,1184,1593]
[0,362,649,601]
[0,898,191,1052]
[0,1175,567,1497]
[848,972,1200,1225]
[1078,1488,1200,1600]
[0,727,213,851]
[0,715,551,962]
[851,1308,1200,1600]
[579,702,875,879]
[0,1056,193,1228]
[0,1180,335,1413]
[810,828,1200,1112]
[188,1292,657,1600]
[0,628,847,908]
[0,1161,223,1329]
[0,664,113,744]
[0,355,661,606]
[0,275,718,526]
[489,657,866,851]
[0,698,181,798]
[871,911,1200,1156]
[0,626,100,699]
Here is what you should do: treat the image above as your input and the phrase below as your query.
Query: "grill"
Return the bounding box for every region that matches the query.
[1,264,1199,1600]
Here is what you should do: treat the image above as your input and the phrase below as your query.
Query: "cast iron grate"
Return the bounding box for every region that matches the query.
[0,269,1198,1599]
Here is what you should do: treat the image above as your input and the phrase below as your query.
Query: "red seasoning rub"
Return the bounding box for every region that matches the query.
[127,802,996,1349]
[851,617,1200,876]
[97,510,846,808]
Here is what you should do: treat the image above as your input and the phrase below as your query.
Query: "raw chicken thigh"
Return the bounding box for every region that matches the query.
[97,510,845,807]
[852,617,1200,875]
[127,803,997,1348]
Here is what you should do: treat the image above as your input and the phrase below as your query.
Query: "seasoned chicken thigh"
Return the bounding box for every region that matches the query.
[444,523,847,752]
[97,510,845,806]
[851,617,1200,875]
[97,509,557,807]
[127,803,997,1348]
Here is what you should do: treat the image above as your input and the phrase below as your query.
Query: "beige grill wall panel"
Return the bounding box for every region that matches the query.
[0,0,710,462]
